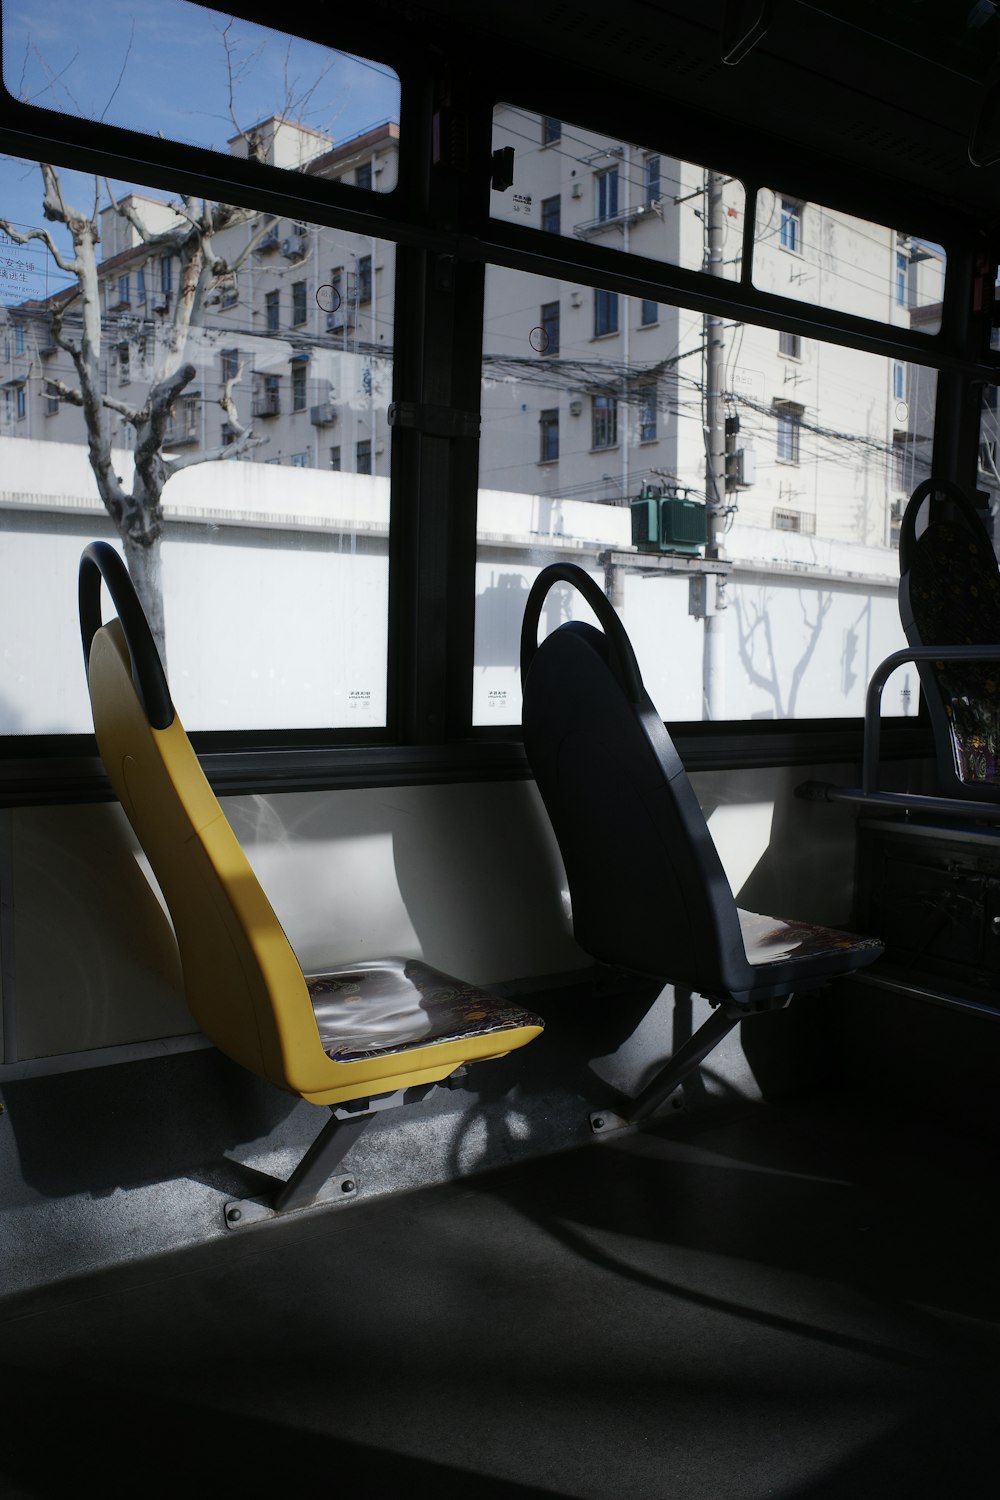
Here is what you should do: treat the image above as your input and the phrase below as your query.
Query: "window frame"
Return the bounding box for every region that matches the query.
[779,197,802,253]
[540,300,560,355]
[539,407,559,463]
[0,22,988,800]
[774,399,804,464]
[594,288,619,337]
[591,393,618,450]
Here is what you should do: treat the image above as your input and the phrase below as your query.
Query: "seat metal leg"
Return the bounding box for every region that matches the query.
[625,1007,741,1124]
[272,1109,374,1214]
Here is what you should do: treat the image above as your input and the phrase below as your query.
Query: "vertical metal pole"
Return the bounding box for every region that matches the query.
[703,170,728,720]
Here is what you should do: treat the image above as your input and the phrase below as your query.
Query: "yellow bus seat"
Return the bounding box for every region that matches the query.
[79,540,543,1217]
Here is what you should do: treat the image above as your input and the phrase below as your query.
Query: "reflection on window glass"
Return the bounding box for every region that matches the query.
[492,106,745,283]
[2,0,400,191]
[753,192,945,333]
[474,263,934,725]
[0,151,394,735]
[979,383,1000,517]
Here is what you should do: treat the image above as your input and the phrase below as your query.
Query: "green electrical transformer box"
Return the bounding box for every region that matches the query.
[631,494,707,555]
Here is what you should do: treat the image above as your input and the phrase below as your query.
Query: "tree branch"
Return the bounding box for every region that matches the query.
[0,216,79,276]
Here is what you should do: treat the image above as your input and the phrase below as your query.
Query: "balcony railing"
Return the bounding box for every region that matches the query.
[573,202,662,239]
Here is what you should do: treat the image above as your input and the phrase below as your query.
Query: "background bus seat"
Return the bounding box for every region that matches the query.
[78,540,543,1218]
[899,476,1000,802]
[797,477,1000,822]
[520,563,883,1125]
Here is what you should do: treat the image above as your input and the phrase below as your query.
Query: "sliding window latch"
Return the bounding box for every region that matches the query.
[388,402,481,439]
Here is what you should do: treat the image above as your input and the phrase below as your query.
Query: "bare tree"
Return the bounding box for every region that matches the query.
[0,167,271,662]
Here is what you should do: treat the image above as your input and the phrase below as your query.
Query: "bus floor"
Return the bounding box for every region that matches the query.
[0,1084,996,1500]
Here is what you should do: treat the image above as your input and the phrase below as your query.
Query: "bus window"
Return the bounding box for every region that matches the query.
[1,0,401,193]
[475,261,934,724]
[491,105,746,284]
[0,149,395,735]
[752,193,945,333]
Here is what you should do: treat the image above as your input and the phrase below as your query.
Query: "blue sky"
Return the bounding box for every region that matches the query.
[0,0,399,299]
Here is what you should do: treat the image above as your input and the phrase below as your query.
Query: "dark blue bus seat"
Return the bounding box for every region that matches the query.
[520,563,883,1124]
[899,477,1000,801]
[798,477,1000,821]
[78,541,543,1219]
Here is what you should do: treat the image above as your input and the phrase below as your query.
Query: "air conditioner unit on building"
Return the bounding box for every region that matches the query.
[569,399,583,416]
[326,309,356,332]
[151,294,170,313]
[281,235,306,260]
[310,402,337,426]
[257,229,280,252]
[571,182,583,198]
[570,291,583,307]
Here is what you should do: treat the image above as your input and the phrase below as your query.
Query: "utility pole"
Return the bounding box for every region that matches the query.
[702,169,728,719]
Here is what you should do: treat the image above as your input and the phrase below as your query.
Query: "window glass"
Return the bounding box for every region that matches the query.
[475,262,933,724]
[492,106,745,283]
[0,150,394,734]
[978,383,1000,516]
[2,0,400,192]
[753,192,945,332]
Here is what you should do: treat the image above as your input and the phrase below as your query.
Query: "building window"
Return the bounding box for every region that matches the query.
[774,399,803,463]
[356,438,372,474]
[541,116,561,144]
[592,394,618,449]
[221,422,236,447]
[15,383,25,420]
[136,267,146,305]
[13,324,24,355]
[894,362,906,401]
[161,256,172,295]
[220,348,239,384]
[596,167,619,222]
[773,508,811,533]
[892,430,917,492]
[541,195,561,235]
[330,445,341,471]
[45,384,59,416]
[540,301,560,356]
[117,274,130,307]
[291,451,309,468]
[779,330,801,358]
[254,373,281,417]
[117,342,130,385]
[221,276,238,309]
[780,198,801,252]
[640,299,658,327]
[539,408,559,462]
[594,289,619,337]
[645,154,660,206]
[291,362,307,412]
[896,250,908,306]
[357,254,372,303]
[164,396,198,445]
[291,281,307,326]
[265,290,280,333]
[356,161,372,191]
[638,385,657,442]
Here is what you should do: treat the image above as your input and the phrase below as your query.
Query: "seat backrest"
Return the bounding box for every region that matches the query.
[520,564,755,998]
[79,541,333,1098]
[899,477,1000,797]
